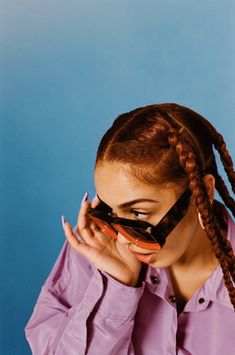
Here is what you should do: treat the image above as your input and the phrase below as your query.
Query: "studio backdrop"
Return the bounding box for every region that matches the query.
[1,1,235,353]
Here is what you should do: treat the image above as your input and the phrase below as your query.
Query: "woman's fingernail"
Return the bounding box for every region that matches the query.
[81,192,89,206]
[61,215,66,230]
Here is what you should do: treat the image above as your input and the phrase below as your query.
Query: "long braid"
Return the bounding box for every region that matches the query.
[160,104,235,214]
[177,113,235,284]
[213,133,235,195]
[191,116,235,196]
[213,168,235,216]
[167,129,235,309]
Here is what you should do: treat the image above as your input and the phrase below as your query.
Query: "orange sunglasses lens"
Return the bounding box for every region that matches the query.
[112,224,161,250]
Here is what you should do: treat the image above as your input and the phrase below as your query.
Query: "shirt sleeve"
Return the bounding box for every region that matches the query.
[25,237,145,355]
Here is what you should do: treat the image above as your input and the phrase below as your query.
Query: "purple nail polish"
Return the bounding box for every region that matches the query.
[81,192,89,206]
[61,216,66,230]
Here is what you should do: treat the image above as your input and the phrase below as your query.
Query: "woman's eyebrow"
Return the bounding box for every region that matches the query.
[97,195,158,209]
[117,199,159,209]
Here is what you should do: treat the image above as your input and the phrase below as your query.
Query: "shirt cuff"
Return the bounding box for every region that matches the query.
[94,269,145,321]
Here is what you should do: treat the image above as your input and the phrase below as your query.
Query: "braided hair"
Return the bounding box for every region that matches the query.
[95,103,235,309]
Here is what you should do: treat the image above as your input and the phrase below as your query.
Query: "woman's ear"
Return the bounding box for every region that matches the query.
[202,174,215,202]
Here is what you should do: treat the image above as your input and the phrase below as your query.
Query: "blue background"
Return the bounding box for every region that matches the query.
[1,1,235,353]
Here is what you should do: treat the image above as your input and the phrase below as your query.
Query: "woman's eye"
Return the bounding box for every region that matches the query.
[131,210,149,220]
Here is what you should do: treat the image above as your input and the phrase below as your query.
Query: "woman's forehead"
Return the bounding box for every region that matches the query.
[94,162,180,207]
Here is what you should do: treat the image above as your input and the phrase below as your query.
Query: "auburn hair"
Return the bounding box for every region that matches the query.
[95,103,235,309]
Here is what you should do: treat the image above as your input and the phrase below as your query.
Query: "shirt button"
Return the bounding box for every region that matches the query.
[150,276,159,284]
[169,295,176,303]
[198,297,205,304]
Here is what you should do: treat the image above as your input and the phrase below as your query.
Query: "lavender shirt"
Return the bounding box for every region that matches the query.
[25,212,235,355]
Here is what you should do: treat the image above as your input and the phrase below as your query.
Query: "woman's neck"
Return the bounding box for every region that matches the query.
[173,228,218,270]
[168,228,219,314]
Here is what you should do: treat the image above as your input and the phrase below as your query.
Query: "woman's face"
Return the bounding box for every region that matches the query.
[94,161,204,268]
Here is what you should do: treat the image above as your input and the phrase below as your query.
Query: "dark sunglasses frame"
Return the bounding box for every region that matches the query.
[87,188,192,250]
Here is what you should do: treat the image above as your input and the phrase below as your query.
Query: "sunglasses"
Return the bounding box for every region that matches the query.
[87,188,192,250]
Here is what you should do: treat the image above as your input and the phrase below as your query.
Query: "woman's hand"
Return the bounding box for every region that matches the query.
[62,195,142,287]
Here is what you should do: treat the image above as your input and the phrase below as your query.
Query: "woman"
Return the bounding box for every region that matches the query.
[25,103,235,355]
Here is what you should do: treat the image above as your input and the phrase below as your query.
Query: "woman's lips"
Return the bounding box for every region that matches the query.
[131,252,156,263]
